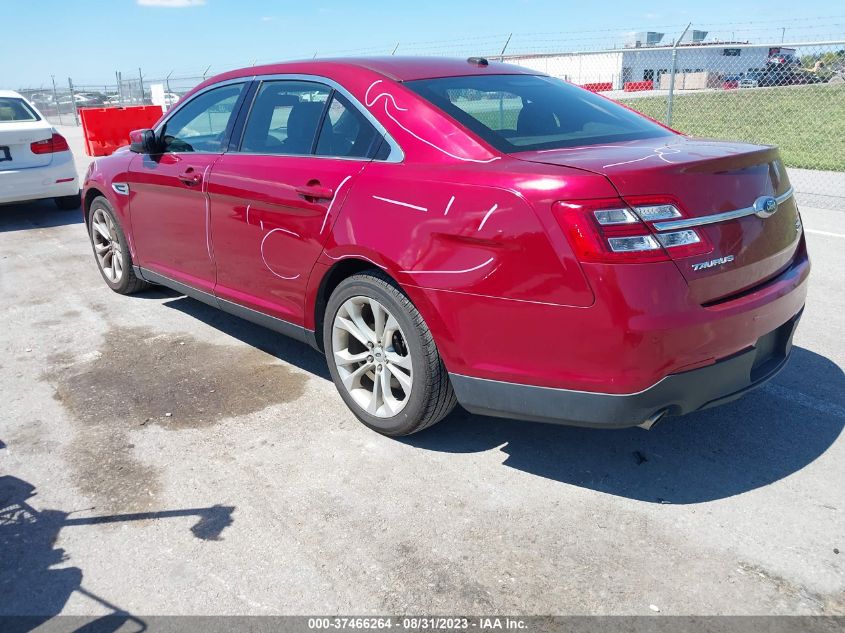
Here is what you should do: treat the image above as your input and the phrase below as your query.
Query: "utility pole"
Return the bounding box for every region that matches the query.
[666,22,691,127]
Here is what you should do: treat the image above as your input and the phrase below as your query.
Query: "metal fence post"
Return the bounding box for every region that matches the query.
[666,22,691,127]
[138,67,145,104]
[50,75,62,125]
[500,33,512,61]
[497,34,513,127]
[67,77,79,126]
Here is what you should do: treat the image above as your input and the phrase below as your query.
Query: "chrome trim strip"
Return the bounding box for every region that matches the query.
[775,187,795,204]
[155,73,404,164]
[112,182,129,196]
[153,76,253,143]
[234,73,404,163]
[654,187,794,231]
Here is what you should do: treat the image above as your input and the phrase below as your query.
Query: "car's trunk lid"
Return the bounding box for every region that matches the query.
[0,121,54,170]
[514,137,802,304]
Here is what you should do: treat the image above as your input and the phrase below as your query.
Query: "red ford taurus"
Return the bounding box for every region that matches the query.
[81,57,809,436]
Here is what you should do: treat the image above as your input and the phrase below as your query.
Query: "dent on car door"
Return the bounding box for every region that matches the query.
[127,82,247,293]
[208,80,387,326]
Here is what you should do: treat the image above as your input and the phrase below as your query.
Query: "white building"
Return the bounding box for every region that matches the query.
[509,36,794,90]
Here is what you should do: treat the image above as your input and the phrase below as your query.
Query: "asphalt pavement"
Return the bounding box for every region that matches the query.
[0,125,842,620]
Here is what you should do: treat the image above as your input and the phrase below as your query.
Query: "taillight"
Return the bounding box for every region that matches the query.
[625,194,712,260]
[554,197,712,263]
[30,133,70,155]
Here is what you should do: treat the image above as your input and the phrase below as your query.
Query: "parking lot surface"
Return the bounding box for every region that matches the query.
[1,127,843,618]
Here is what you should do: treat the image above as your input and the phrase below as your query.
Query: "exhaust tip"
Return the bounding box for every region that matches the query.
[637,409,668,431]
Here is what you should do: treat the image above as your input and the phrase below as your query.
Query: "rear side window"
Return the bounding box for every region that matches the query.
[405,74,672,152]
[0,97,40,122]
[316,93,383,159]
[240,81,331,155]
[239,80,386,159]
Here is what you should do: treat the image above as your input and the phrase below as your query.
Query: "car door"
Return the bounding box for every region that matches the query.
[208,79,388,325]
[127,81,247,293]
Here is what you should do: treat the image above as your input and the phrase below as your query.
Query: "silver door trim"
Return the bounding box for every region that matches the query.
[234,73,404,163]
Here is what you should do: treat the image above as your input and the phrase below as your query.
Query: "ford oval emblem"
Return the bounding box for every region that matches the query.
[754,195,779,218]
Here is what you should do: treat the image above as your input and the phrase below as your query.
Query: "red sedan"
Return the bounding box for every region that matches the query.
[81,57,809,436]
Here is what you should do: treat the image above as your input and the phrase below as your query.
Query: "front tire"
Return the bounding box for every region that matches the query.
[88,196,149,294]
[324,271,456,436]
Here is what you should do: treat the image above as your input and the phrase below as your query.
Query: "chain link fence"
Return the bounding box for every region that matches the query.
[506,40,845,207]
[15,40,845,208]
[16,71,208,126]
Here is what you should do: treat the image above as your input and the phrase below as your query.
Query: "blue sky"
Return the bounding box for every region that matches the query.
[6,0,844,87]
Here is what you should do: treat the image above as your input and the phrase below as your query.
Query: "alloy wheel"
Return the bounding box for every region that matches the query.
[331,296,413,417]
[91,208,124,284]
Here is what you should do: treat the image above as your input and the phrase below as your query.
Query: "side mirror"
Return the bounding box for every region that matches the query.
[129,128,158,154]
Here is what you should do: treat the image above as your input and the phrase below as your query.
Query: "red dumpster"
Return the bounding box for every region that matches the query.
[79,105,163,157]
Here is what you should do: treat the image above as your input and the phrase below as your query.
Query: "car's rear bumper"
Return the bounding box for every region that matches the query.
[0,152,78,205]
[450,309,802,428]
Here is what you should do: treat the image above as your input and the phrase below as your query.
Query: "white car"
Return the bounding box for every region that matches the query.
[0,90,80,209]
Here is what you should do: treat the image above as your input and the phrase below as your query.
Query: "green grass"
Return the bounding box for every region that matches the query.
[619,84,845,172]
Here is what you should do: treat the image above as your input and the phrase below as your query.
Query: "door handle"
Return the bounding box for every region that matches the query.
[295,183,334,201]
[178,168,202,186]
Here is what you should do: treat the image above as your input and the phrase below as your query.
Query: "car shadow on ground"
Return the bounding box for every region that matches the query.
[159,293,844,504]
[0,200,82,233]
[163,294,331,380]
[0,473,233,631]
[407,346,845,504]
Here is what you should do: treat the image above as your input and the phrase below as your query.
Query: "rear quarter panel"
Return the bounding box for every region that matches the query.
[317,158,619,372]
[322,159,617,306]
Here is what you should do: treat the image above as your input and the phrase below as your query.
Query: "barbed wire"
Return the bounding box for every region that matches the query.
[46,15,836,82]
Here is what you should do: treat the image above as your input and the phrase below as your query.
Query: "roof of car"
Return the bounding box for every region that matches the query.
[220,56,539,83]
[0,89,25,99]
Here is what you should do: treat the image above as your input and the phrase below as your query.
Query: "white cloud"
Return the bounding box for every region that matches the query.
[137,0,206,7]
[260,16,275,21]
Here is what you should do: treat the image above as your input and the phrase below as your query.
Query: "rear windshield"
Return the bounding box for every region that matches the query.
[405,74,672,152]
[0,97,40,122]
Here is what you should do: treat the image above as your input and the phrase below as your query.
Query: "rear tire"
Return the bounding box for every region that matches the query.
[323,271,456,436]
[88,196,149,295]
[55,192,82,210]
